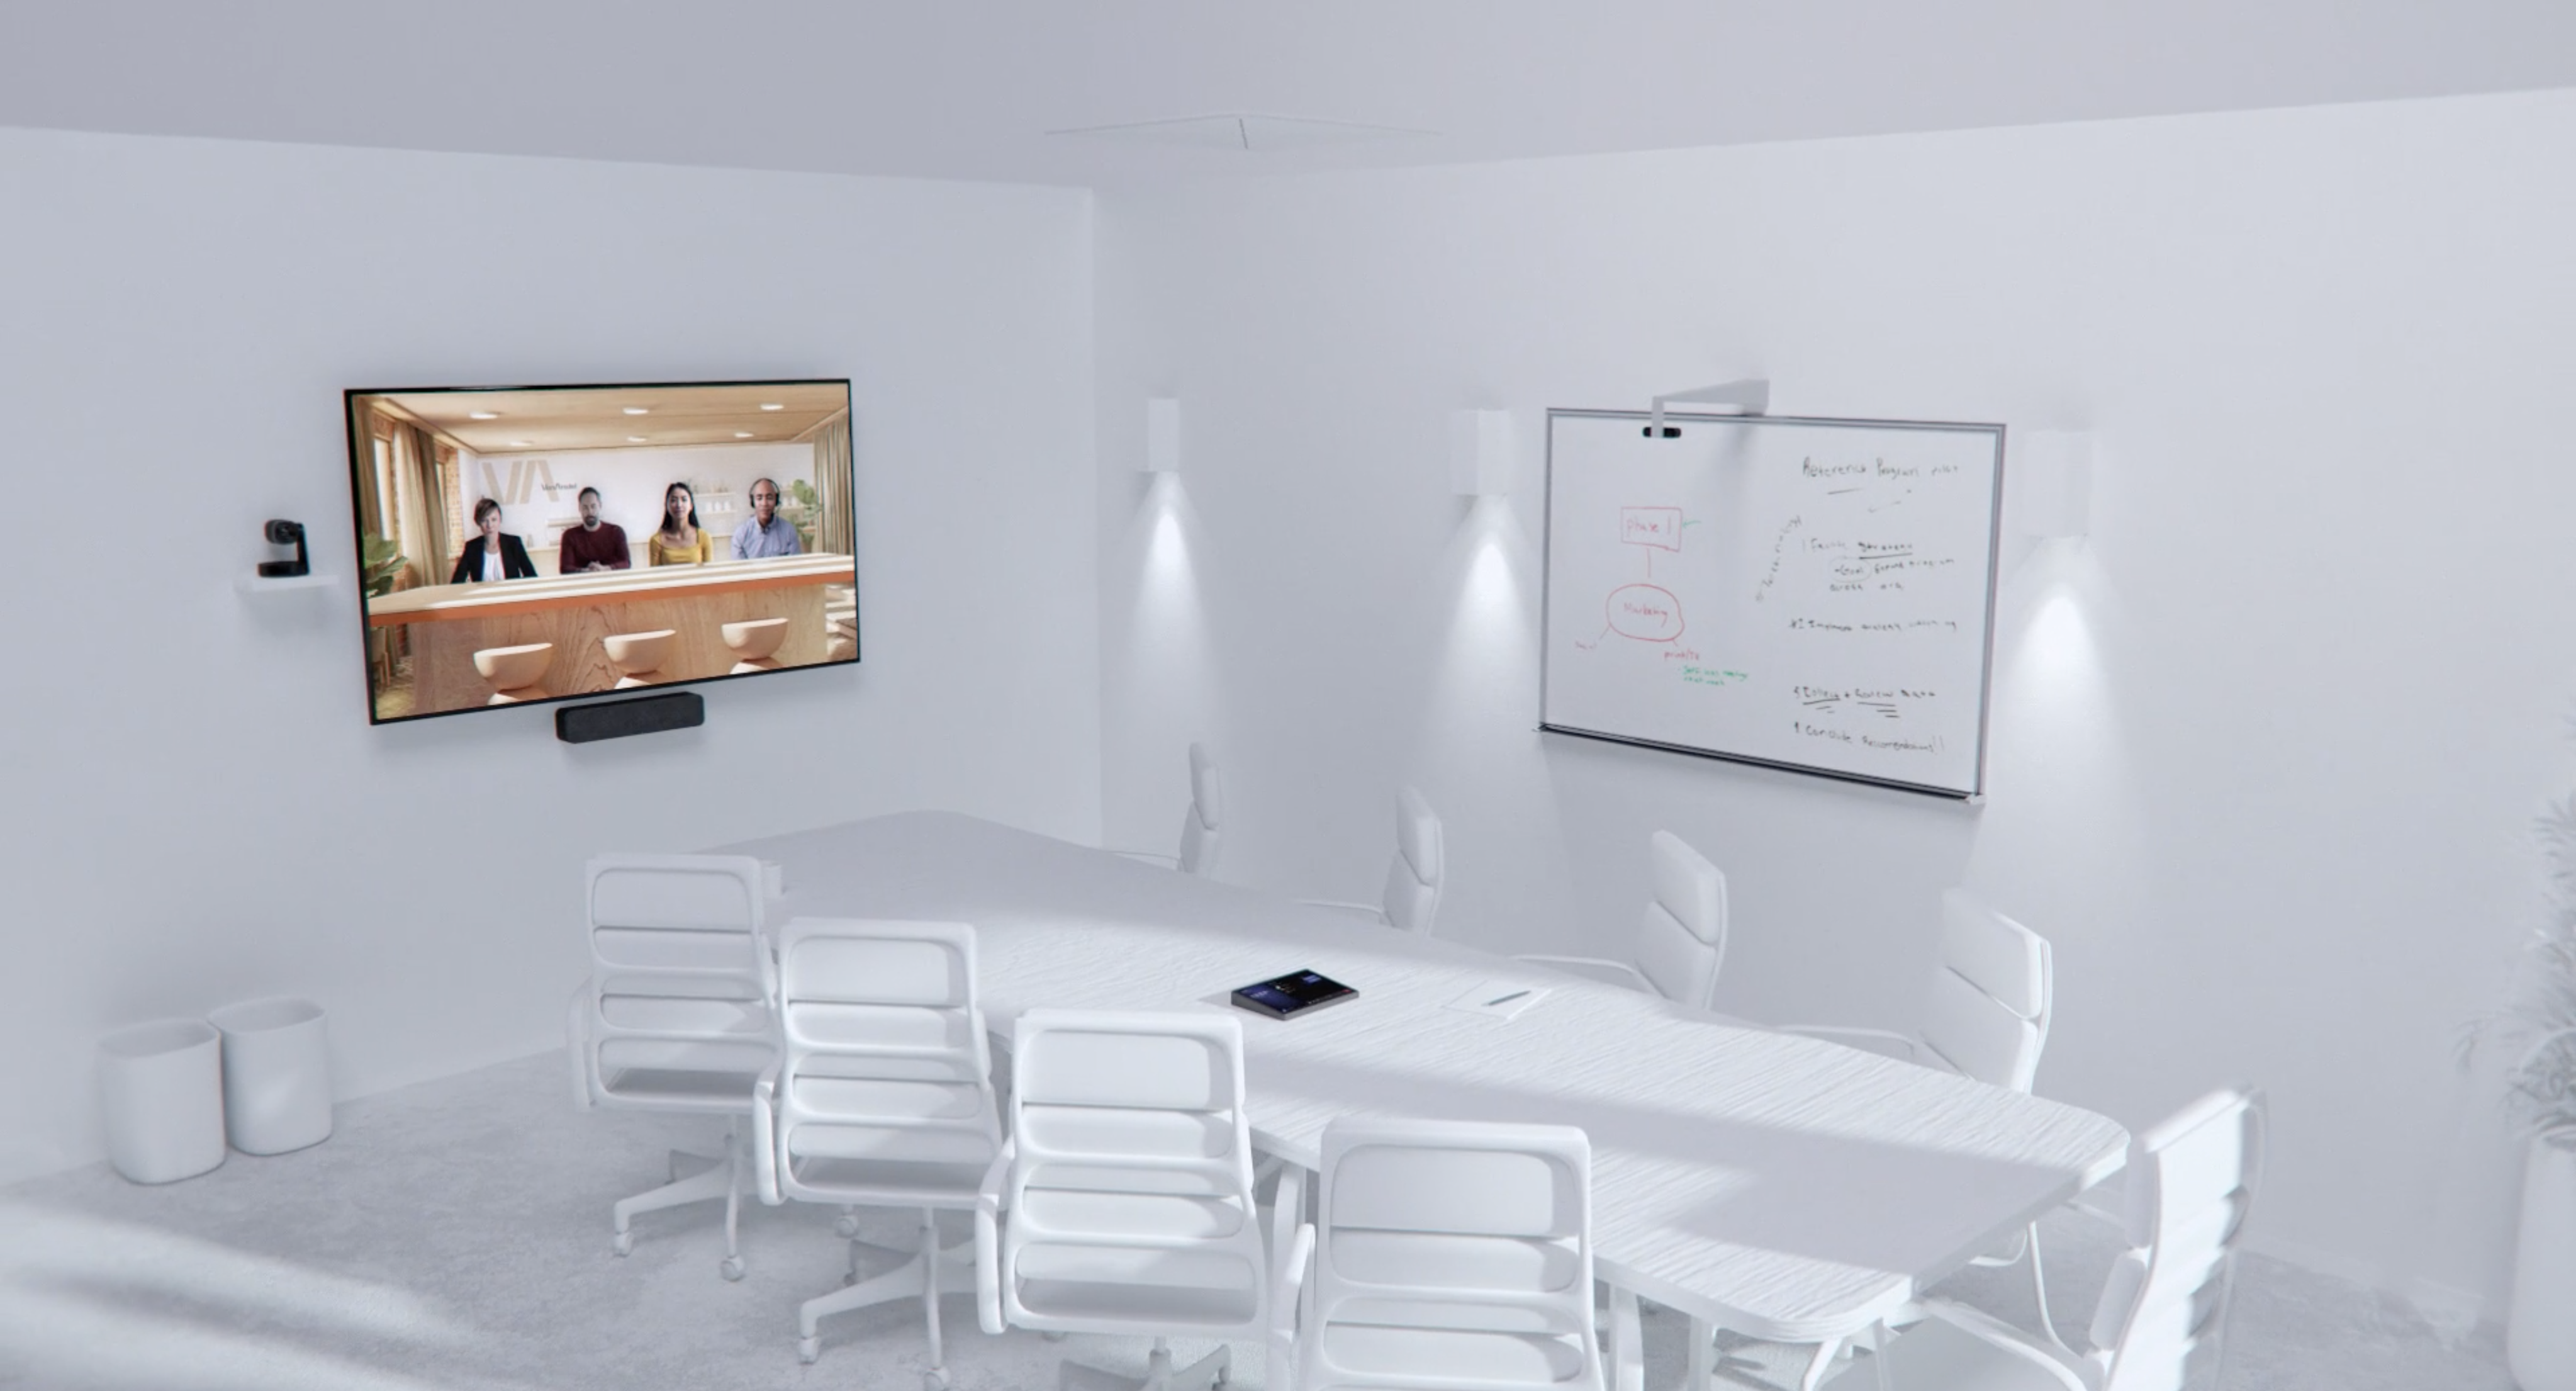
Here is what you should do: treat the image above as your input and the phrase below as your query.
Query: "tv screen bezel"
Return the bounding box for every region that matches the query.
[342,376,858,726]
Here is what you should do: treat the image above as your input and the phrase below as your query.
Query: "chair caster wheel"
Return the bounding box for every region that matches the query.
[797,1336,820,1364]
[835,1213,860,1237]
[612,1231,633,1257]
[720,1256,744,1281]
[924,1370,949,1391]
[1043,1330,1069,1343]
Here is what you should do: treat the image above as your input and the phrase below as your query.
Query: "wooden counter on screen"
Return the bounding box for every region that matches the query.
[369,553,855,716]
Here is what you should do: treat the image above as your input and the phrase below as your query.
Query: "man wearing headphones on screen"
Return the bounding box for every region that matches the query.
[732,477,802,560]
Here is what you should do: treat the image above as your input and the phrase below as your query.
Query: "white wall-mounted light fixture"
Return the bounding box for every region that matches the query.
[1144,397,1182,474]
[1449,408,1513,497]
[1649,378,1770,436]
[2015,429,2094,538]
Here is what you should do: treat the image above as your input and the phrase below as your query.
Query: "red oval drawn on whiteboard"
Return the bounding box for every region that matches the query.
[1606,583,1685,642]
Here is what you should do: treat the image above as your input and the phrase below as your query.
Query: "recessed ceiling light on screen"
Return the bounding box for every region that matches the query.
[341,378,858,727]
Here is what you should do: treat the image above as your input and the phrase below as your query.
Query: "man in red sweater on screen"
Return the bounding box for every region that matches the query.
[558,486,632,573]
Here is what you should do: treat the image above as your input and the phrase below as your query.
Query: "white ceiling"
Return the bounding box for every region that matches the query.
[3,1,2570,188]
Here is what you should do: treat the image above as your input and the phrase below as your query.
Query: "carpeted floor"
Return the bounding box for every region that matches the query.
[0,1052,2515,1390]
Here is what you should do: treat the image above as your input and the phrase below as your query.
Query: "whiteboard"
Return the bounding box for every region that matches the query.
[1540,410,2005,797]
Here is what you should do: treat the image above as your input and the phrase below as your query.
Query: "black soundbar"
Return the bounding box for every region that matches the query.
[555,691,705,743]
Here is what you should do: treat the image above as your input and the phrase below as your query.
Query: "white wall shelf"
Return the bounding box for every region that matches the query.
[233,572,338,595]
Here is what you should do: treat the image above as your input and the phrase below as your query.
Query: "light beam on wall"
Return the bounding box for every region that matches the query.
[1420,496,1536,757]
[1122,471,1220,860]
[1146,482,1188,587]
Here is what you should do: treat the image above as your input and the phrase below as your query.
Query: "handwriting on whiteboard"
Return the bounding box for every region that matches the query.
[1542,414,2000,793]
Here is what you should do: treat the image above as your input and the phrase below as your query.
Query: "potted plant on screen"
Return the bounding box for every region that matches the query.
[2467,797,2576,1391]
[359,534,407,688]
[787,478,822,553]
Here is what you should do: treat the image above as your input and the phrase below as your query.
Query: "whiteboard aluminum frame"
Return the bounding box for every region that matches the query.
[1538,408,2007,801]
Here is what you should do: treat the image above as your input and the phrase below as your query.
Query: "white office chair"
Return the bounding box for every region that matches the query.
[1728,890,2055,1387]
[975,1008,1284,1391]
[1274,1115,1637,1391]
[1116,742,1226,878]
[1778,889,2054,1091]
[750,919,1002,1386]
[1299,784,1446,935]
[1819,1086,2268,1391]
[1519,830,1727,1011]
[566,853,776,1281]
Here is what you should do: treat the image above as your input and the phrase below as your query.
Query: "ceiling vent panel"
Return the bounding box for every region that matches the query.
[1049,114,1427,152]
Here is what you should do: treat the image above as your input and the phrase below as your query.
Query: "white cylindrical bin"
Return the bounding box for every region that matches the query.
[2511,1130,2576,1391]
[207,997,332,1156]
[96,1019,227,1184]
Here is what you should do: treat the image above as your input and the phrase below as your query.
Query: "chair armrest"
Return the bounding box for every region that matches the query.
[566,979,593,1111]
[1111,848,1181,867]
[1295,898,1390,924]
[1516,954,1656,995]
[1775,1024,1924,1062]
[751,1066,783,1207]
[1915,1298,2091,1390]
[1267,1221,1316,1391]
[976,1140,1016,1336]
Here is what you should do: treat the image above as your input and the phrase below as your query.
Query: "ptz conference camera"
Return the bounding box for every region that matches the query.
[258,519,310,578]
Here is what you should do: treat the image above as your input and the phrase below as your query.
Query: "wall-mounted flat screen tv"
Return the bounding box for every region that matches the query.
[344,379,856,724]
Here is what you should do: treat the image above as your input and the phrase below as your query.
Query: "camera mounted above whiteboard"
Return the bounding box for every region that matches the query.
[1647,378,1771,437]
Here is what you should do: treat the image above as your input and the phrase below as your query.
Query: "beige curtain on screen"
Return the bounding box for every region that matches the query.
[815,411,853,557]
[350,398,386,539]
[393,422,451,588]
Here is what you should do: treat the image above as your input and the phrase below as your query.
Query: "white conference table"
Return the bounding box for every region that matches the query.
[719,811,2127,1358]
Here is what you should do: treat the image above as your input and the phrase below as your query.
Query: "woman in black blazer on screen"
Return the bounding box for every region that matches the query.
[450,497,538,583]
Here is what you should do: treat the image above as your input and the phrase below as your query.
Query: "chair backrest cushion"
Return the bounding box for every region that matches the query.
[1394,786,1442,886]
[1180,810,1221,877]
[1918,969,2044,1091]
[773,919,1000,1198]
[1939,889,2049,1020]
[1380,857,1440,935]
[583,854,775,1109]
[1179,744,1224,877]
[1306,1118,1601,1391]
[1379,786,1445,934]
[1002,1010,1266,1337]
[1918,891,2053,1090]
[2088,1087,2266,1391]
[1633,831,1725,1009]
[1190,743,1224,830]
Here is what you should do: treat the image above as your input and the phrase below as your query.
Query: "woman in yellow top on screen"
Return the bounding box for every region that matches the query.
[647,482,712,565]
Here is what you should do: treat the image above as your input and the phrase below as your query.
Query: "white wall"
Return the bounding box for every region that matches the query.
[0,127,1100,1178]
[1094,89,2576,1310]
